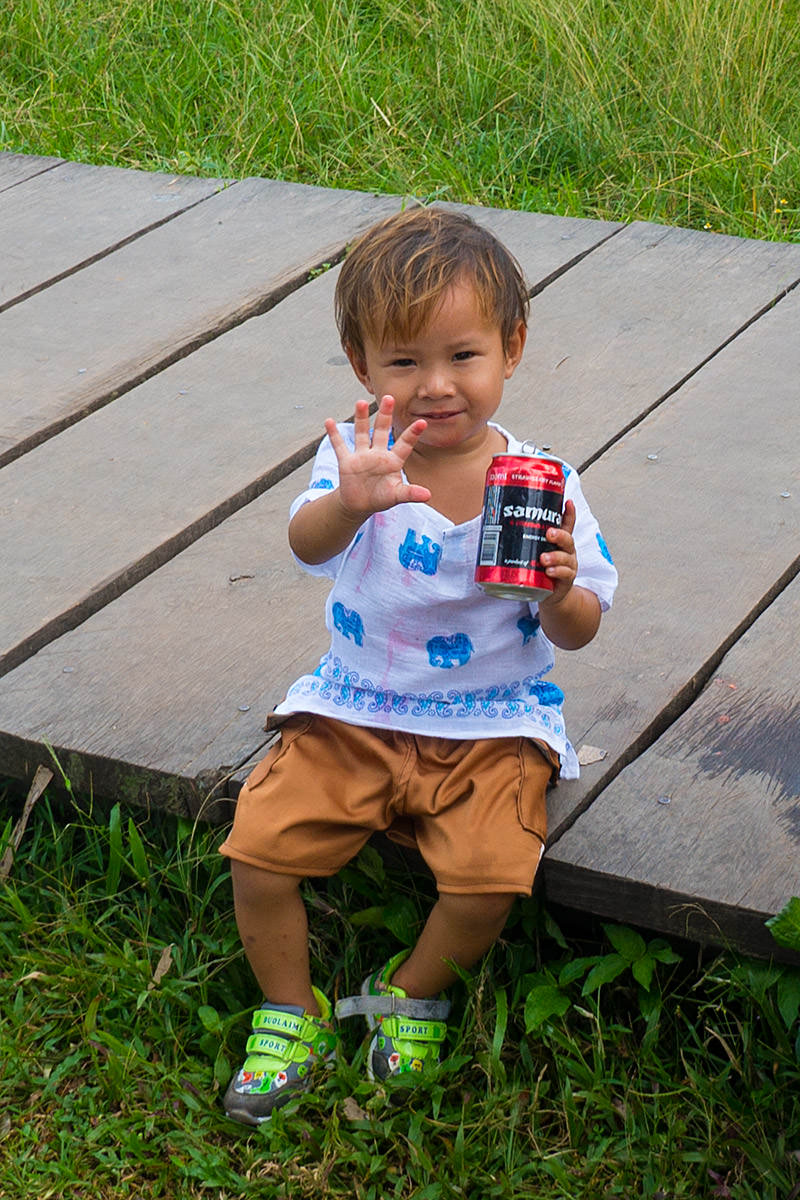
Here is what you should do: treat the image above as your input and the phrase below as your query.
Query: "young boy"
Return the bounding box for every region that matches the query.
[220,207,617,1126]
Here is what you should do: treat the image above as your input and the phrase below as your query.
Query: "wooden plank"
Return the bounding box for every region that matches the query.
[0,158,226,308]
[0,206,620,675]
[4,201,800,854]
[443,201,621,286]
[0,152,62,192]
[1,278,798,837]
[0,469,333,817]
[541,283,800,845]
[502,221,800,466]
[544,572,800,964]
[0,176,403,466]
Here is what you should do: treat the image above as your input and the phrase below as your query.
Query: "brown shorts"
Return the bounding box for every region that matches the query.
[219,714,558,895]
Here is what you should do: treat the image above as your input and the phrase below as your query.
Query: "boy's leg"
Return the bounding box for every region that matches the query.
[224,860,338,1125]
[390,890,515,999]
[342,891,515,1082]
[231,859,318,1013]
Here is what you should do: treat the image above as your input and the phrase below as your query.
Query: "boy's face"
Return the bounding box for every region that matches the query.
[347,281,526,456]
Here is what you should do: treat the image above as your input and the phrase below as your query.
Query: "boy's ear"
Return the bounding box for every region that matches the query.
[345,344,375,394]
[504,320,527,379]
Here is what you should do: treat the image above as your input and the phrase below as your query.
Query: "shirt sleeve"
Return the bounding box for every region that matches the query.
[562,463,618,611]
[288,424,352,580]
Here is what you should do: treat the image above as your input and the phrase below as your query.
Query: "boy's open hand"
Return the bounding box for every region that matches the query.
[325,396,432,519]
[538,500,578,606]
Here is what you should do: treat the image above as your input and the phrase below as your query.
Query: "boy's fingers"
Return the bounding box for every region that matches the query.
[392,418,428,455]
[402,483,432,504]
[352,398,373,448]
[370,395,396,447]
[560,499,576,534]
[324,417,348,459]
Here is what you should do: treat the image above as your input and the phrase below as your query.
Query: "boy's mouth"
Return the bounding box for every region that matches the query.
[417,409,461,421]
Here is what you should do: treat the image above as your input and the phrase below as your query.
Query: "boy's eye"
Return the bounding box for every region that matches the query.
[453,350,475,361]
[389,357,415,368]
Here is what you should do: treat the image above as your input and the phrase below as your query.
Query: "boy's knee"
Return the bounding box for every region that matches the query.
[439,890,516,926]
[231,860,303,907]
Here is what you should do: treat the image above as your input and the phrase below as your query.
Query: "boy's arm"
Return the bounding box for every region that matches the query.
[536,500,603,649]
[289,488,370,566]
[289,396,431,566]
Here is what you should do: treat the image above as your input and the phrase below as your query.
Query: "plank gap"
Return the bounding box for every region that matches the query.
[547,549,800,845]
[0,159,62,195]
[0,248,347,471]
[576,273,800,474]
[528,222,626,299]
[0,181,235,317]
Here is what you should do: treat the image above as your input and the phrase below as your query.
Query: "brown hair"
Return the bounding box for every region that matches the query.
[335,207,530,358]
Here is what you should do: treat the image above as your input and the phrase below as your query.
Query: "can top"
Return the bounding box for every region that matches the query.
[492,441,559,462]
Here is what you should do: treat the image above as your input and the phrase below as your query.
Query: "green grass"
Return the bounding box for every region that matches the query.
[1,783,798,1198]
[1,0,799,240]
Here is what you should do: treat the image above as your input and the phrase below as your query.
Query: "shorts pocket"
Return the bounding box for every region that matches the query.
[242,714,313,791]
[515,739,552,842]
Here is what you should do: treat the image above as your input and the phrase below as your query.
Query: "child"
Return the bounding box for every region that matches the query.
[220,207,617,1126]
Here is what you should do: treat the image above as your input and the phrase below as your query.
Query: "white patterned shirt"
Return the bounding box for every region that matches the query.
[274,423,617,778]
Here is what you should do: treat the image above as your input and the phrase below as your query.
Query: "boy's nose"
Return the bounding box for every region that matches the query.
[418,368,454,399]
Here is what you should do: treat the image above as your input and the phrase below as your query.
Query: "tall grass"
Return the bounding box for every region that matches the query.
[1,0,798,239]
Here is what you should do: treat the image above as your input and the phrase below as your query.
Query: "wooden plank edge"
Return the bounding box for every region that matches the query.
[577,273,800,473]
[547,551,800,845]
[0,436,327,680]
[0,247,345,472]
[527,222,624,300]
[543,858,800,966]
[0,178,234,318]
[0,155,63,193]
[0,728,238,824]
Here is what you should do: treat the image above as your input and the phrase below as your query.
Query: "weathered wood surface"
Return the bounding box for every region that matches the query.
[0,152,62,193]
[3,213,795,678]
[0,206,619,674]
[545,571,800,964]
[0,156,226,310]
[1,154,798,961]
[512,222,800,465]
[0,176,402,466]
[0,470,332,816]
[542,282,800,842]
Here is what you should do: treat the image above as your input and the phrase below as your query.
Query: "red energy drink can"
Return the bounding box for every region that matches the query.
[475,453,566,600]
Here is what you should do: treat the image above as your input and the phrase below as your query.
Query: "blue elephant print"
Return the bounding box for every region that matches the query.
[426,633,474,668]
[529,680,564,707]
[332,602,364,647]
[398,528,442,576]
[517,615,541,644]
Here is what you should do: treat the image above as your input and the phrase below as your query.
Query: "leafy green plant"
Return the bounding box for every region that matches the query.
[767,896,800,954]
[523,922,682,1035]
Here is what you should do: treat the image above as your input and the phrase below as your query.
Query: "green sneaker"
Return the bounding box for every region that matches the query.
[336,951,451,1082]
[223,987,338,1126]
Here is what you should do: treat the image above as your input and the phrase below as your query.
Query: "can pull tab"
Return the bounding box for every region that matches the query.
[520,440,538,456]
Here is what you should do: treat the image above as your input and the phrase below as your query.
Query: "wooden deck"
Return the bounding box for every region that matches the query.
[1,152,798,963]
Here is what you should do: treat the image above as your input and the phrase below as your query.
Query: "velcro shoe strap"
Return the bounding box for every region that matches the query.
[379,1015,448,1043]
[335,993,450,1022]
[245,1032,309,1063]
[252,1009,308,1038]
